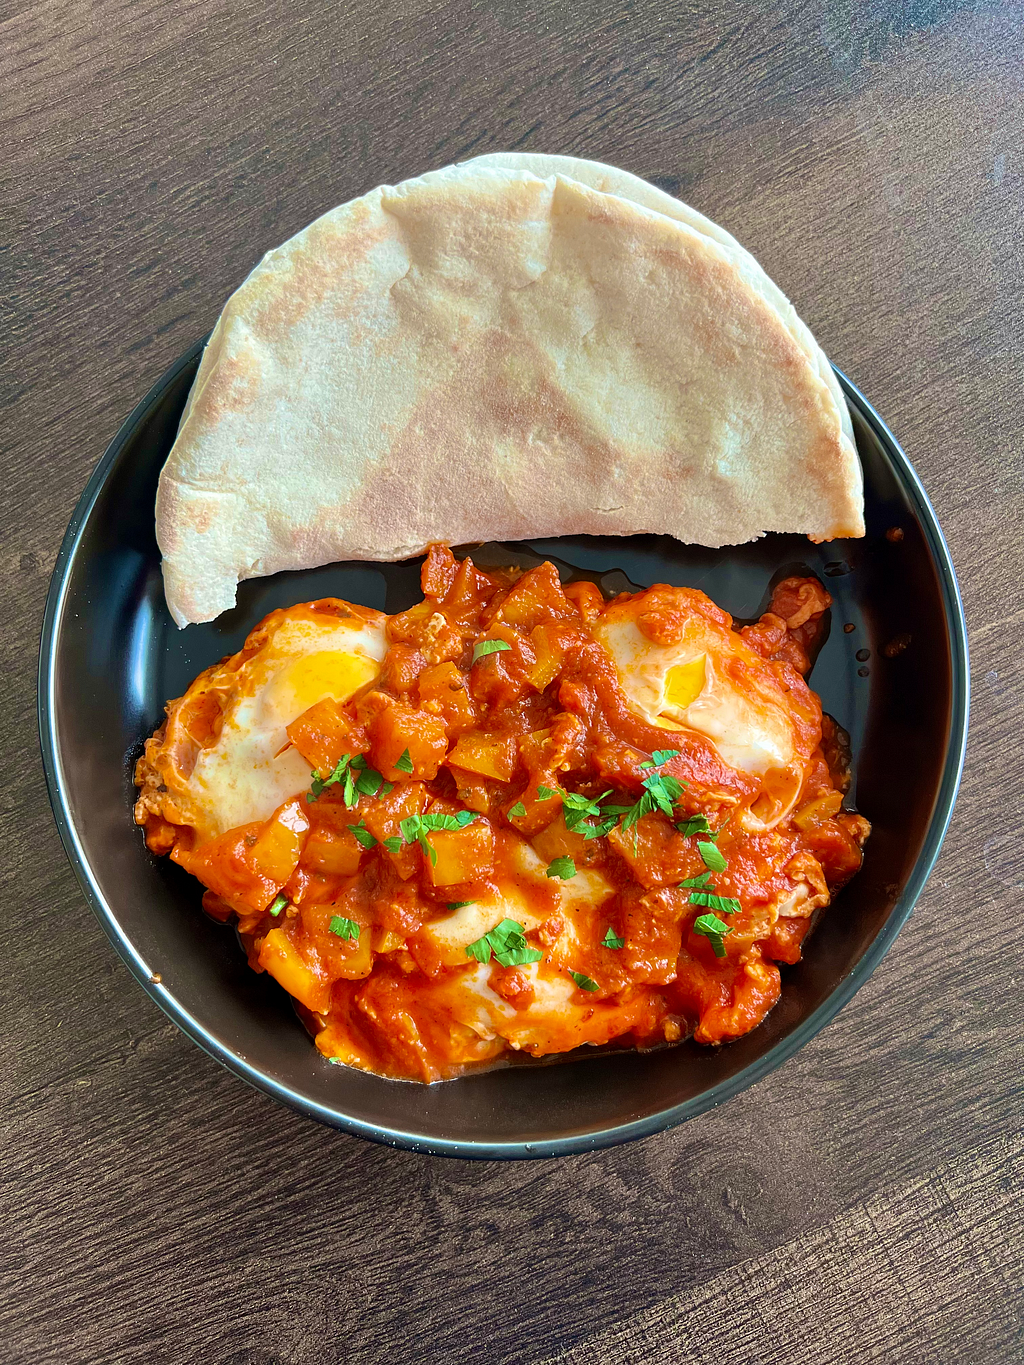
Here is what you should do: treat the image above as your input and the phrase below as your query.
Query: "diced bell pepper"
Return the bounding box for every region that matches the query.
[426,821,494,887]
[446,732,517,782]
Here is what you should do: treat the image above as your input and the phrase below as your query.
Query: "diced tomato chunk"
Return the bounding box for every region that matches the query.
[530,811,589,865]
[527,624,565,691]
[420,543,460,600]
[366,696,449,780]
[138,553,869,1085]
[174,797,309,914]
[417,661,477,733]
[491,562,573,631]
[303,827,364,876]
[286,699,366,776]
[378,643,426,694]
[562,580,605,623]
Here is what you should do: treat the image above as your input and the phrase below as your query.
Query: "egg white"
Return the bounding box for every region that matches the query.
[415,831,618,1047]
[188,613,387,836]
[593,612,796,776]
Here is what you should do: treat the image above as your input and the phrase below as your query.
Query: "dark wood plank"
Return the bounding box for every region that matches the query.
[3,2,1022,1363]
[538,1129,1024,1365]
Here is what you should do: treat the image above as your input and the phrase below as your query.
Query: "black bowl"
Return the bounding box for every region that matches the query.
[39,339,969,1157]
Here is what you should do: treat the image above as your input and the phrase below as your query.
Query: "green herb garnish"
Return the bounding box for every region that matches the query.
[561,789,613,833]
[347,821,377,850]
[689,891,742,916]
[465,918,543,968]
[601,928,625,950]
[676,814,713,837]
[679,872,714,889]
[472,639,512,664]
[447,901,475,910]
[536,785,557,801]
[382,836,403,853]
[618,794,653,834]
[546,856,576,880]
[692,912,732,957]
[644,771,687,814]
[698,840,727,872]
[398,810,478,866]
[569,971,599,992]
[582,815,620,840]
[394,748,414,774]
[352,758,385,800]
[509,801,527,819]
[307,753,352,802]
[307,752,389,808]
[617,769,690,829]
[651,749,680,767]
[268,893,288,917]
[328,916,360,941]
[618,770,689,838]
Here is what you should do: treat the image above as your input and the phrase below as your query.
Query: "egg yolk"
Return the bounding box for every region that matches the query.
[663,655,707,713]
[265,649,380,722]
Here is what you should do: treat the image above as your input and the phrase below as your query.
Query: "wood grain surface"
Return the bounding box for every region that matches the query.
[3,2,1023,1362]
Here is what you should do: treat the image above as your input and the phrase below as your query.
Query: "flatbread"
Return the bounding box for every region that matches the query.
[462,152,854,442]
[157,162,864,627]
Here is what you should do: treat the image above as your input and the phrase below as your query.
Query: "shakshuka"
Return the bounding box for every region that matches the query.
[134,546,869,1082]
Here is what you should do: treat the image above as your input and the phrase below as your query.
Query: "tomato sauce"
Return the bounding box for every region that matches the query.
[135,546,869,1082]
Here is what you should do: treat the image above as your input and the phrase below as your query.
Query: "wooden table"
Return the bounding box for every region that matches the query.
[5,3,1022,1360]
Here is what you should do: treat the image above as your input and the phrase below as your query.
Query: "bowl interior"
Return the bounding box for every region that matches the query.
[40,342,967,1156]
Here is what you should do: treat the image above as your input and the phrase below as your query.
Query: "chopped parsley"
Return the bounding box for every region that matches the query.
[546,856,576,880]
[328,916,360,941]
[616,769,688,841]
[307,752,389,807]
[307,754,352,802]
[394,748,414,774]
[582,815,620,840]
[465,918,543,968]
[644,771,687,815]
[617,794,654,834]
[561,789,613,833]
[692,912,732,958]
[382,836,403,853]
[676,814,713,837]
[640,748,680,771]
[351,756,389,801]
[447,900,474,910]
[698,840,727,872]
[569,971,599,992]
[347,821,377,850]
[509,801,527,819]
[268,893,288,917]
[689,891,742,916]
[601,928,625,950]
[398,809,478,866]
[403,810,477,836]
[472,639,512,664]
[679,871,714,889]
[536,785,557,801]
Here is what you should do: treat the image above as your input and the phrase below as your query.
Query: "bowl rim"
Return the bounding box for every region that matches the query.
[37,339,970,1159]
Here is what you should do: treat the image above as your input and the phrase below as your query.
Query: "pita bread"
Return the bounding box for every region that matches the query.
[157,161,864,627]
[462,152,854,443]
